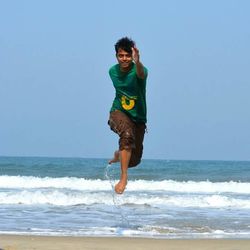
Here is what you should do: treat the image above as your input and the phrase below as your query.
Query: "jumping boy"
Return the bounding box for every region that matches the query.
[108,37,148,194]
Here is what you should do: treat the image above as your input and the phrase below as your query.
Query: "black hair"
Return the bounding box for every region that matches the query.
[115,37,135,54]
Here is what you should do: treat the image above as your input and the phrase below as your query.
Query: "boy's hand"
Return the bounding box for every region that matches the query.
[132,47,140,64]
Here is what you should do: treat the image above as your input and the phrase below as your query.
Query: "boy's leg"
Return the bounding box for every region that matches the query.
[108,110,136,194]
[115,123,146,193]
[109,150,120,164]
[129,123,146,168]
[115,149,131,194]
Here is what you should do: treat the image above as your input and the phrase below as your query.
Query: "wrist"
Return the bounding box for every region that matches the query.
[134,60,141,65]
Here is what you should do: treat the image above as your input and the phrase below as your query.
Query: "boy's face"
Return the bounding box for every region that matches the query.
[116,48,133,71]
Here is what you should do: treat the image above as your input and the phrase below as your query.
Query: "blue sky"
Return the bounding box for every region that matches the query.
[0,0,249,160]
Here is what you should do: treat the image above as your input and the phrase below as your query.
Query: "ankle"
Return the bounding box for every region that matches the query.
[120,173,128,181]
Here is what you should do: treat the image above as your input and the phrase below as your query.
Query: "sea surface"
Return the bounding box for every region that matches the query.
[0,156,250,238]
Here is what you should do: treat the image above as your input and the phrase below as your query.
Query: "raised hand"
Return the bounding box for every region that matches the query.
[132,47,140,64]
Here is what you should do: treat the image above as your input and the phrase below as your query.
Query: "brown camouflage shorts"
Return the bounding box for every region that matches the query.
[108,110,146,168]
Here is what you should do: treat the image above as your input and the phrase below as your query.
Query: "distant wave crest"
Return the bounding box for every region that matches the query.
[0,175,249,193]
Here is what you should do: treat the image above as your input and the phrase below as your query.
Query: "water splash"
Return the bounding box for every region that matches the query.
[104,164,130,227]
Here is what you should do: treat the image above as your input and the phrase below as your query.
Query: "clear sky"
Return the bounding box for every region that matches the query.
[1,0,249,161]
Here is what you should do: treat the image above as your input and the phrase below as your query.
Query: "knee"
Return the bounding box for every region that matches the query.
[119,129,135,150]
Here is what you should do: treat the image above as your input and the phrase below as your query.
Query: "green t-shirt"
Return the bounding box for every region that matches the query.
[109,63,148,123]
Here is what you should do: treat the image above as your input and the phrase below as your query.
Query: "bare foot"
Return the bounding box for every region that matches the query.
[115,177,127,194]
[108,150,120,164]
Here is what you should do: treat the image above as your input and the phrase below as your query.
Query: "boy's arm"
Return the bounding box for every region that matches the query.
[132,47,145,79]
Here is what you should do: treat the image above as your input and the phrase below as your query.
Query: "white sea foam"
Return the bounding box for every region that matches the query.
[0,229,249,238]
[0,175,250,208]
[0,175,249,194]
[0,188,250,208]
[0,176,111,191]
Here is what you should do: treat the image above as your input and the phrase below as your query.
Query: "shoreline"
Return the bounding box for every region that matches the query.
[1,235,250,250]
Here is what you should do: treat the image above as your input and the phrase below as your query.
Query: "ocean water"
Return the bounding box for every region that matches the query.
[0,156,250,238]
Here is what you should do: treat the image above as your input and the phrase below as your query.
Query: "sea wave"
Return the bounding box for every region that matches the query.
[0,175,250,208]
[0,189,250,208]
[0,175,249,194]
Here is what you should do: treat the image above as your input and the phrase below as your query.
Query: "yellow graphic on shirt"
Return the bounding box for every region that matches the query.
[121,95,136,110]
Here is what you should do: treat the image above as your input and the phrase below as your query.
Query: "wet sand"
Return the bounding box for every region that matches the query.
[0,235,250,250]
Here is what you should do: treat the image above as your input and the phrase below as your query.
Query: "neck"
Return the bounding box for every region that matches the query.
[120,64,133,73]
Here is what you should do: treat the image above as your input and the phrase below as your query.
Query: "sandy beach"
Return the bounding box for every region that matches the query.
[0,235,249,250]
